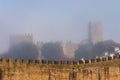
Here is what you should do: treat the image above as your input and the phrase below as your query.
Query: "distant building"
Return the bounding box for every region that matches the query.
[88,21,103,44]
[36,41,45,60]
[62,42,78,59]
[9,34,34,47]
[37,41,78,60]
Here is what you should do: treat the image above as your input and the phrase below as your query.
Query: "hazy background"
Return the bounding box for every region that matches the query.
[0,0,120,53]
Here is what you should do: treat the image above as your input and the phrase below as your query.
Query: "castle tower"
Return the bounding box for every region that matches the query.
[62,42,78,59]
[88,21,103,44]
[9,34,34,47]
[36,41,45,60]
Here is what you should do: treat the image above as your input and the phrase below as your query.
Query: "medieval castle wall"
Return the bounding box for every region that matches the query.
[0,56,120,80]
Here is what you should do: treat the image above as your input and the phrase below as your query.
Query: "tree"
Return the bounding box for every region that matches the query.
[41,42,64,60]
[2,42,39,59]
[75,43,94,60]
[75,40,120,60]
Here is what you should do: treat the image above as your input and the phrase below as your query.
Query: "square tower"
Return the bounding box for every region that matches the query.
[88,21,103,44]
[9,34,34,47]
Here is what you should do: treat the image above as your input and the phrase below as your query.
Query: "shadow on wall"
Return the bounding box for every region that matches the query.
[0,69,2,80]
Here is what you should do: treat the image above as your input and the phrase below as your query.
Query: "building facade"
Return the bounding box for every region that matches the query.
[36,41,45,60]
[0,57,120,80]
[9,34,34,47]
[62,42,78,59]
[88,21,103,44]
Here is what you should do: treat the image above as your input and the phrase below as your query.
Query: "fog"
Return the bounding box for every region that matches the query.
[0,0,120,53]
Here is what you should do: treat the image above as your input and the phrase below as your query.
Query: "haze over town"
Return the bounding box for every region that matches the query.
[0,0,120,53]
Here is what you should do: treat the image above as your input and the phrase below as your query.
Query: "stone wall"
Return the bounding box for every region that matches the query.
[0,56,120,80]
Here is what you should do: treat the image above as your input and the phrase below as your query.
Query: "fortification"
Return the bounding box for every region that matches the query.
[0,56,120,80]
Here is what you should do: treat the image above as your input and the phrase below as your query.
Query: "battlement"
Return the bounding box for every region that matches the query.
[0,56,120,80]
[0,55,120,66]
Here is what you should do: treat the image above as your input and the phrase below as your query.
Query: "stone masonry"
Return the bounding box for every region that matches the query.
[0,56,120,80]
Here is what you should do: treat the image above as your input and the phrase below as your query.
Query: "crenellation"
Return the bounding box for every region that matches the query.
[54,61,59,64]
[15,59,21,67]
[67,61,72,65]
[79,60,84,64]
[7,58,14,67]
[28,59,34,64]
[48,60,53,64]
[1,58,120,66]
[15,58,20,63]
[108,56,112,60]
[96,58,101,62]
[73,61,78,65]
[102,57,106,61]
[22,59,27,64]
[35,60,40,64]
[21,59,27,68]
[113,56,120,60]
[0,57,120,80]
[0,58,7,63]
[60,60,65,64]
[90,59,95,63]
[41,60,47,64]
[113,56,117,59]
[85,60,89,64]
[119,55,120,58]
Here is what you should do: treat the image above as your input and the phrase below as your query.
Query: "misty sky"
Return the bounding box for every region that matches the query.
[0,0,120,53]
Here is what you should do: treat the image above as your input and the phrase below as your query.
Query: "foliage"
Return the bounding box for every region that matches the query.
[41,42,64,60]
[3,42,39,59]
[75,40,120,60]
